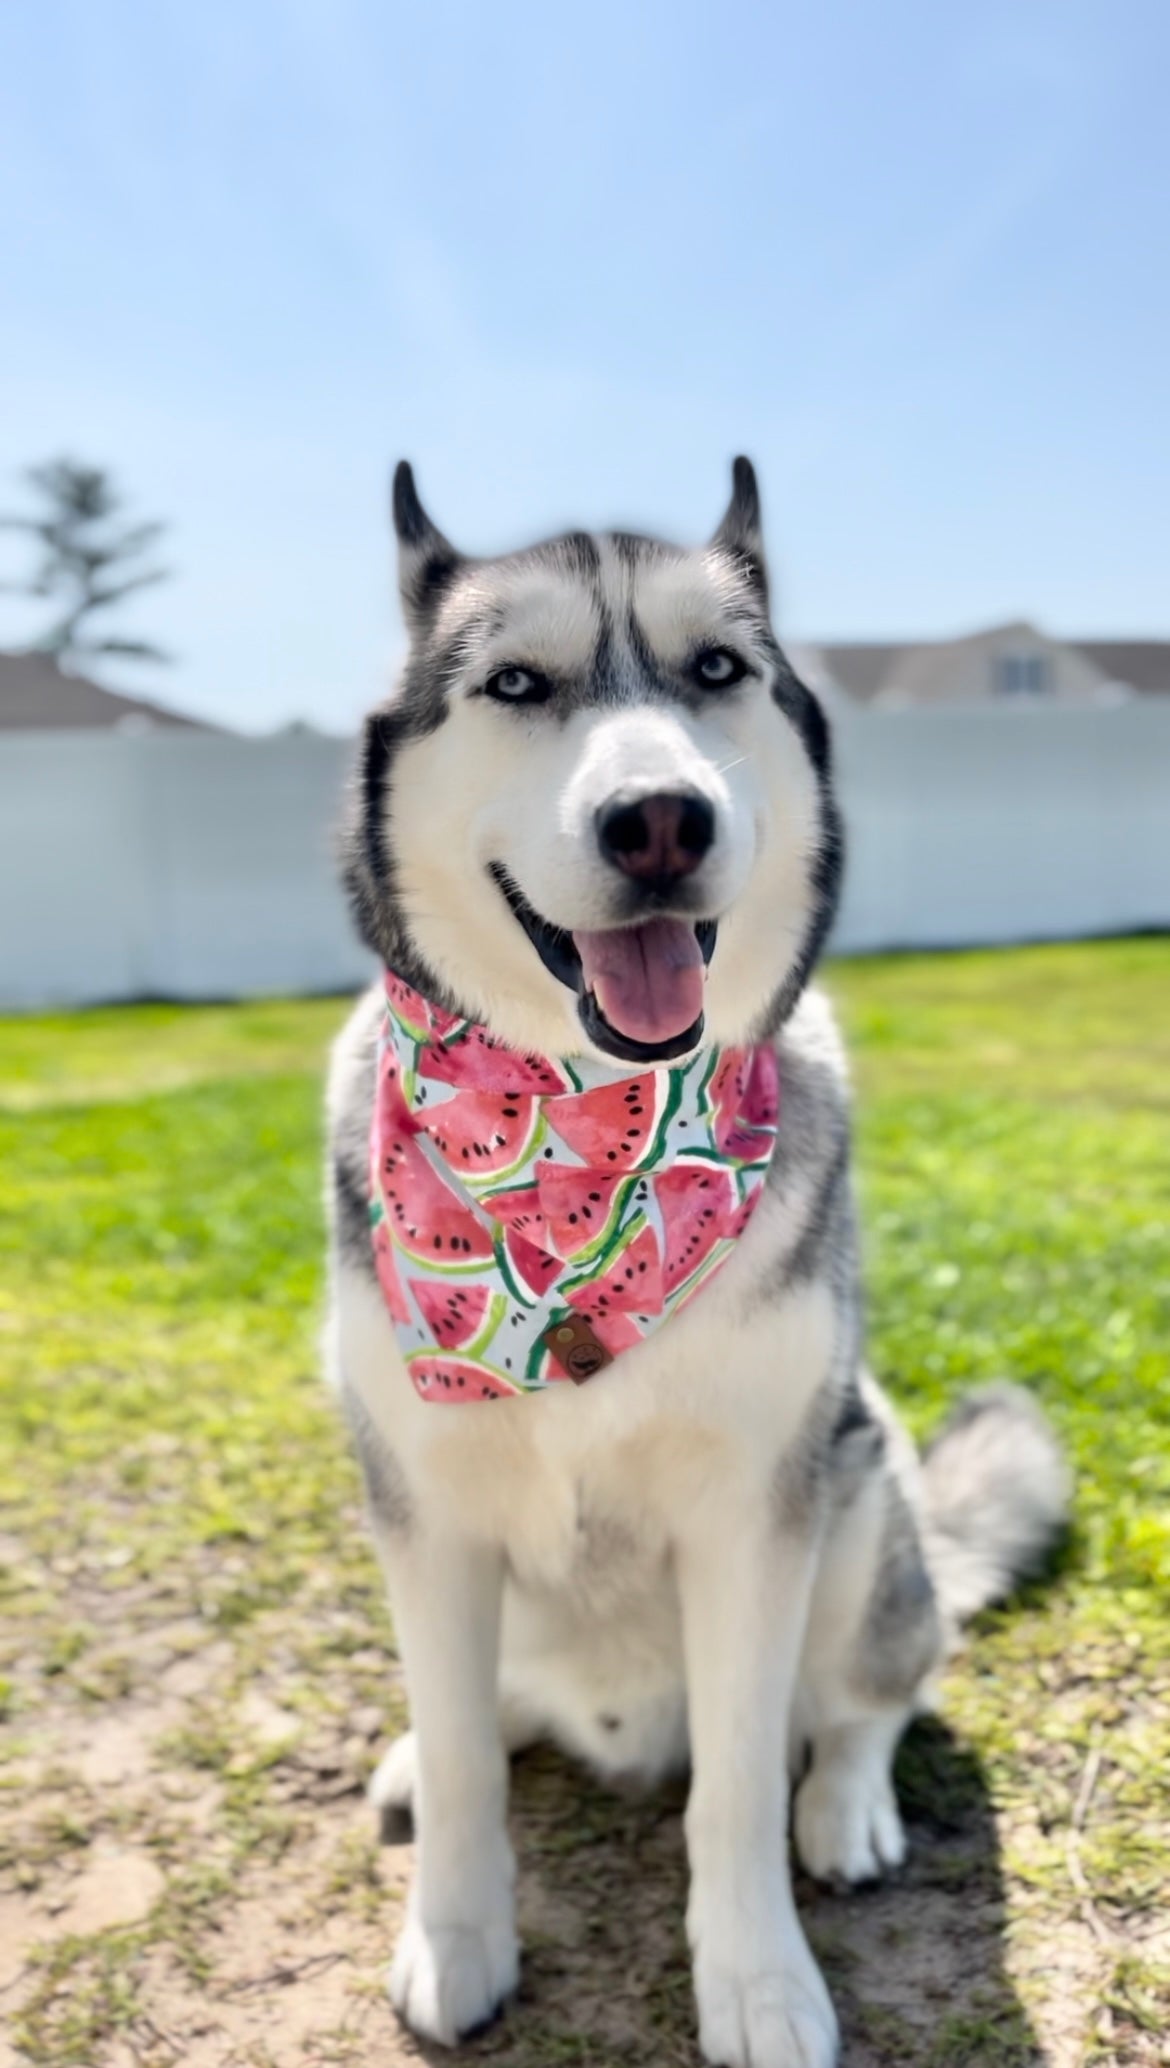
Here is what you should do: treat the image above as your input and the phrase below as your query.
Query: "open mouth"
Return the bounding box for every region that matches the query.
[489,864,717,1064]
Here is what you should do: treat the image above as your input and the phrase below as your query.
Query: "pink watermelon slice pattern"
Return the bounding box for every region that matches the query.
[565,1217,664,1317]
[408,1353,520,1400]
[544,1072,675,1170]
[658,1164,740,1296]
[374,971,778,1400]
[383,972,436,1038]
[709,1049,779,1164]
[418,1087,542,1179]
[408,1279,492,1349]
[538,1167,636,1262]
[419,1024,571,1096]
[508,1232,560,1299]
[377,1124,494,1269]
[482,1183,547,1244]
[371,1220,411,1325]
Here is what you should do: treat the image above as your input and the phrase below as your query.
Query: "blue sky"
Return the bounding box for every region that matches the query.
[1,0,1167,731]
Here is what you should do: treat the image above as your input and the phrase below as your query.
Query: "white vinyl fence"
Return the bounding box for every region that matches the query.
[831,699,1169,953]
[0,703,1166,1010]
[0,729,371,1010]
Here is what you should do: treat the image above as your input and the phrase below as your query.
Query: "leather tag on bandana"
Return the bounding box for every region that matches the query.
[542,1315,613,1384]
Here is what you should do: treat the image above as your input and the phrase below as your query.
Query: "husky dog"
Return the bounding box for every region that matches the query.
[325,460,1066,2068]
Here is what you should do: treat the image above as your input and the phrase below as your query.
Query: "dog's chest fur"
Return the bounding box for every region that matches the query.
[338,1210,841,1597]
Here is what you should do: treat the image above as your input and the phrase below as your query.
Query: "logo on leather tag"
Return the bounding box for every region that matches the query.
[542,1314,612,1384]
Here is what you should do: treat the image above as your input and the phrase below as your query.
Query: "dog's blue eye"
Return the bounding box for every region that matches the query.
[694,648,747,688]
[484,666,551,705]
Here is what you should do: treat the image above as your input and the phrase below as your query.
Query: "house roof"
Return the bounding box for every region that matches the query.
[0,650,218,732]
[1067,642,1170,696]
[803,642,897,703]
[808,629,1170,702]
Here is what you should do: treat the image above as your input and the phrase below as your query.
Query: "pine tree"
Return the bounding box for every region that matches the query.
[0,459,172,668]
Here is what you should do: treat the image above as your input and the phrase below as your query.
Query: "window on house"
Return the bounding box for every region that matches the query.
[994,653,1050,696]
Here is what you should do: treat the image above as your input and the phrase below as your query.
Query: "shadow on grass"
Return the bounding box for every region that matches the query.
[389,1715,1041,2068]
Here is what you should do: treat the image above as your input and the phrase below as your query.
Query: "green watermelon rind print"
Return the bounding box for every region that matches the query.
[463,1289,509,1362]
[390,1227,497,1276]
[548,1173,641,1268]
[559,1210,650,1300]
[438,1018,473,1050]
[386,996,429,1044]
[661,1141,773,1172]
[669,1234,736,1308]
[693,1045,722,1104]
[383,999,428,1105]
[643,1067,684,1165]
[459,1110,549,1195]
[492,1230,540,1310]
[405,1347,524,1396]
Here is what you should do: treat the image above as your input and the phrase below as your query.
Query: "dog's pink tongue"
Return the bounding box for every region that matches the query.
[573,918,705,1045]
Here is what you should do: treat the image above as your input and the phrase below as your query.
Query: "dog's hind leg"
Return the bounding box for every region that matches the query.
[793,1707,911,1885]
[793,1378,1069,1885]
[792,1388,942,1885]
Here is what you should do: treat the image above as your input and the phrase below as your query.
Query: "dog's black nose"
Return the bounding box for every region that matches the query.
[596,791,715,888]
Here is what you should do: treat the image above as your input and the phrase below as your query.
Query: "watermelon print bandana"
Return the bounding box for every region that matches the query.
[369,971,779,1402]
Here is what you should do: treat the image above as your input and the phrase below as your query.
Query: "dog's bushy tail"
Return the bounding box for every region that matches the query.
[921,1384,1070,1623]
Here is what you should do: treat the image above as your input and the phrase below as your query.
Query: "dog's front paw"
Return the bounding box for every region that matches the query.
[389,1907,519,2046]
[794,1762,906,1885]
[691,1909,837,2068]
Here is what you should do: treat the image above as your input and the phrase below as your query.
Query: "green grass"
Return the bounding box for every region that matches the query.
[834,939,1170,1595]
[1,938,1167,2065]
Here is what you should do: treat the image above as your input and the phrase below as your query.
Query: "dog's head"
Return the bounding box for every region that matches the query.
[345,460,842,1064]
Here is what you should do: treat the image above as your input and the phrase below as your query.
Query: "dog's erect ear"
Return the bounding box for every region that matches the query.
[391,461,463,632]
[711,455,769,605]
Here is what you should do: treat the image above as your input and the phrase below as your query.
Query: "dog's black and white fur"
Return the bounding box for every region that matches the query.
[325,461,1067,2068]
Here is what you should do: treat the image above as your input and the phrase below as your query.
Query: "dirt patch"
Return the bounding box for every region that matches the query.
[0,1681,1128,2068]
[1,1523,1163,2066]
[49,1846,166,1939]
